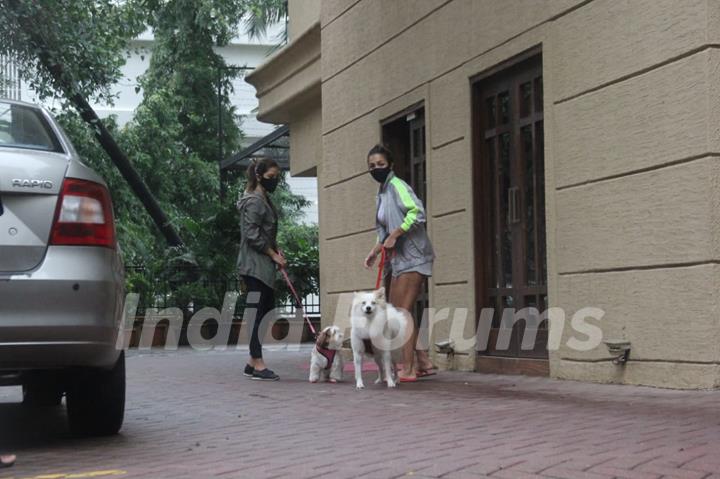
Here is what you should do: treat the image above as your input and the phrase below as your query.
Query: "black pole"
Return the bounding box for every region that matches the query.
[217,66,225,200]
[70,93,184,247]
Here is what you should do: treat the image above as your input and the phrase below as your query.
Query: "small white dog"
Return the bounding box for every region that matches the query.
[350,287,409,389]
[309,325,344,383]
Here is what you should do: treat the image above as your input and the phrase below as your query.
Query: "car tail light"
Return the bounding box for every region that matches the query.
[49,178,116,248]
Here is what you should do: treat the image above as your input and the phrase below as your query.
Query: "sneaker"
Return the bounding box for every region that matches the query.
[243,364,254,377]
[252,368,279,381]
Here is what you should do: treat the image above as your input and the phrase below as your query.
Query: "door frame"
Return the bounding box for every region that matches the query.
[470,46,549,375]
[380,105,430,347]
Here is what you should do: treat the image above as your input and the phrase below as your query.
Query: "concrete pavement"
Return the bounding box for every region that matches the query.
[1,347,720,479]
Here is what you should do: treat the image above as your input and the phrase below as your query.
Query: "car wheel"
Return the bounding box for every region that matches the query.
[22,381,63,407]
[66,351,125,436]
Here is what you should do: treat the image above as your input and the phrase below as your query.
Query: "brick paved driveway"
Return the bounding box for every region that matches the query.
[1,347,720,479]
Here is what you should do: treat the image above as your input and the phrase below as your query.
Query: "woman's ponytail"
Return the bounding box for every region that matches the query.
[245,157,279,193]
[246,159,259,192]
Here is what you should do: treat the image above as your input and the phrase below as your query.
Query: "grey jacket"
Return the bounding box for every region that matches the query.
[236,191,278,288]
[376,172,435,275]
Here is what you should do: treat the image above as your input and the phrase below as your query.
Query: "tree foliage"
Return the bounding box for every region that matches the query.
[244,0,287,44]
[0,0,146,105]
[1,0,315,310]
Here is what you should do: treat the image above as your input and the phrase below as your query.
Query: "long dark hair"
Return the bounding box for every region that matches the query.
[367,143,394,165]
[246,157,280,192]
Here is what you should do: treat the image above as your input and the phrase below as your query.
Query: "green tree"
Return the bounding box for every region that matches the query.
[0,0,145,104]
[138,0,248,161]
[4,0,317,312]
[244,0,288,45]
[1,0,184,246]
[277,221,319,303]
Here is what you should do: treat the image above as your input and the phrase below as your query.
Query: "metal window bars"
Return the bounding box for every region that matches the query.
[0,55,22,101]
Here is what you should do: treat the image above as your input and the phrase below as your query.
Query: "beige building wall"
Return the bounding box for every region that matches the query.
[246,2,321,178]
[252,0,720,389]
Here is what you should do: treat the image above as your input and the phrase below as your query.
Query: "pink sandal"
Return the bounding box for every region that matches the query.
[399,377,417,383]
[1,455,15,468]
[398,374,418,383]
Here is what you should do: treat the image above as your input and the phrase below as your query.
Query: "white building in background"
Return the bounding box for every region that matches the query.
[0,54,22,101]
[5,22,318,224]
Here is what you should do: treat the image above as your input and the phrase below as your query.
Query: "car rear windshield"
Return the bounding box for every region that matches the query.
[0,101,63,153]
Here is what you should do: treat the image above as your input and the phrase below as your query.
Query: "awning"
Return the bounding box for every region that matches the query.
[220,125,289,172]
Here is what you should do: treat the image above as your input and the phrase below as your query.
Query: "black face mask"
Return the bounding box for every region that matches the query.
[370,167,391,184]
[260,176,279,193]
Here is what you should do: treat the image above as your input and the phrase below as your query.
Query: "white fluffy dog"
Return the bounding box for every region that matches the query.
[309,325,344,383]
[350,287,409,389]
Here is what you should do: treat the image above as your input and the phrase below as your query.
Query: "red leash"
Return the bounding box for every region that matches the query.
[375,248,387,290]
[281,266,338,369]
[282,247,389,338]
[280,267,317,337]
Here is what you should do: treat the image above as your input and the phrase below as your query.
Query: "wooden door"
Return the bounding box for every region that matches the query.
[474,55,548,359]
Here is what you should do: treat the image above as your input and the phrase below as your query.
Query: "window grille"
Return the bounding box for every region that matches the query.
[0,55,22,101]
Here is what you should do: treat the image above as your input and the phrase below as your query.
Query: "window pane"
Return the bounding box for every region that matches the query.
[499,91,510,125]
[534,77,543,112]
[520,82,532,118]
[485,97,496,128]
[522,125,536,286]
[502,295,515,322]
[535,121,547,284]
[413,127,421,158]
[499,132,512,288]
[486,138,498,288]
[0,102,61,152]
[524,295,546,330]
[491,295,502,328]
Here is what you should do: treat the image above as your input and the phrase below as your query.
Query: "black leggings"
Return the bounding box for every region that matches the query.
[242,276,275,359]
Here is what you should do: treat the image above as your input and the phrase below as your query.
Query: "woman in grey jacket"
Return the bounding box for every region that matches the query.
[237,158,286,381]
[363,144,436,382]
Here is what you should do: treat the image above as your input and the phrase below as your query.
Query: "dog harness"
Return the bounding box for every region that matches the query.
[316,345,337,370]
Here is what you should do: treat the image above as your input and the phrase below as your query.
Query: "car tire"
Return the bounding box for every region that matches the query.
[66,351,125,436]
[22,381,63,407]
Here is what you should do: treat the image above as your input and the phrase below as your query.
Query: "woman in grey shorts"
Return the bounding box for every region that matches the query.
[363,144,436,382]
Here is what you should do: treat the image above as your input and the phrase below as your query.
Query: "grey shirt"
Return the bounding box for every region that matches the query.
[236,191,278,288]
[375,172,435,276]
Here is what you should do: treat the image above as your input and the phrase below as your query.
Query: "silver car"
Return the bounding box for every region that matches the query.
[0,99,126,436]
